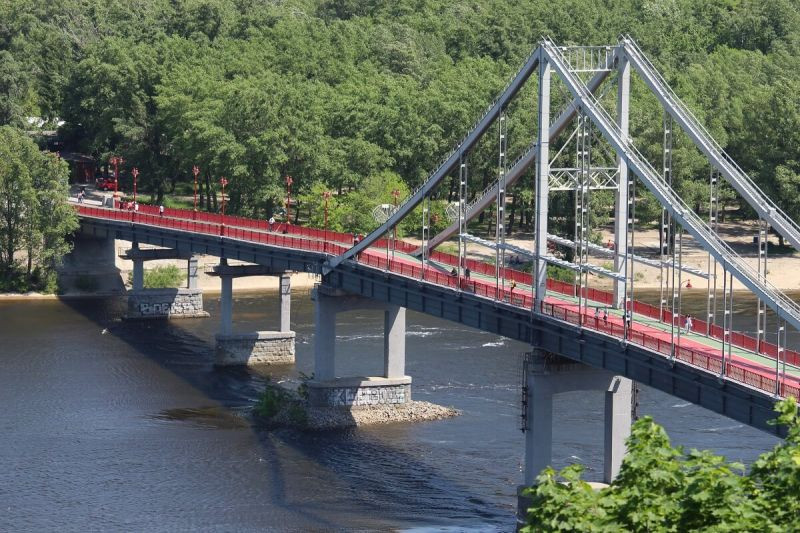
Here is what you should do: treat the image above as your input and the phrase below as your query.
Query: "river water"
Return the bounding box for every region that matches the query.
[0,289,788,531]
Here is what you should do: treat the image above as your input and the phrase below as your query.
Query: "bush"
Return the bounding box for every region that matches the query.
[286,403,308,426]
[254,386,287,419]
[522,398,800,532]
[128,264,185,288]
[547,265,575,284]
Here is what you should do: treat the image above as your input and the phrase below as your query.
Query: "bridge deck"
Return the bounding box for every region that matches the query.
[72,199,800,400]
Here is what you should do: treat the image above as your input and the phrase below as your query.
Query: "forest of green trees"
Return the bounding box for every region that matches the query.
[3,0,800,238]
[2,0,800,280]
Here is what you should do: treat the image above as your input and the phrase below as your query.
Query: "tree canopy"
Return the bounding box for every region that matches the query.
[523,398,800,532]
[0,125,77,292]
[2,0,800,235]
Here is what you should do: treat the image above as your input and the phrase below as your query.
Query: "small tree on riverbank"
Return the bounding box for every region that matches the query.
[0,126,78,292]
[522,398,800,532]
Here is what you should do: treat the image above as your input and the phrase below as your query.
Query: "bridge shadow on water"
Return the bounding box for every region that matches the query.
[58,294,510,530]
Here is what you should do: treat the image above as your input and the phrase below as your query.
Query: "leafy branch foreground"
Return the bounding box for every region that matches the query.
[523,398,800,532]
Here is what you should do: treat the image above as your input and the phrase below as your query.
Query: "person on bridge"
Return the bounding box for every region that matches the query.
[684,315,694,334]
[465,267,470,280]
[159,205,164,217]
[602,308,608,324]
[450,267,457,277]
[269,216,275,231]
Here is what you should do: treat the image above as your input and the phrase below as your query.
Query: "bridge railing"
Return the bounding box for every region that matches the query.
[122,201,356,245]
[358,246,795,399]
[540,300,799,399]
[78,203,800,371]
[76,205,351,256]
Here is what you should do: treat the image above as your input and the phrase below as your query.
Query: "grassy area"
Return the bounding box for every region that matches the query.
[127,265,185,288]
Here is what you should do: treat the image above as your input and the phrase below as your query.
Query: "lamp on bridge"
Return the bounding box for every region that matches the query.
[285,175,293,227]
[220,177,229,235]
[192,165,200,217]
[391,189,400,262]
[109,155,124,202]
[323,190,332,252]
[131,167,139,205]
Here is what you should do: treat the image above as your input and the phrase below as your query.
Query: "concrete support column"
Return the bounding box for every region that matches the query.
[534,54,551,308]
[613,53,631,308]
[220,275,233,336]
[313,291,336,381]
[187,256,198,289]
[524,375,554,486]
[383,305,406,378]
[132,259,144,291]
[280,272,291,333]
[604,376,633,483]
[521,353,633,487]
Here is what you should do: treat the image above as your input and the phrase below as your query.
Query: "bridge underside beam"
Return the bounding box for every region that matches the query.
[207,264,290,277]
[120,248,193,261]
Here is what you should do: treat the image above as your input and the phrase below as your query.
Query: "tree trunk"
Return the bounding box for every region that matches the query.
[26,244,32,280]
[448,175,457,202]
[508,194,518,235]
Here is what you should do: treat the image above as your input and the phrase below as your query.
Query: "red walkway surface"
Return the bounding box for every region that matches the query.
[74,202,800,399]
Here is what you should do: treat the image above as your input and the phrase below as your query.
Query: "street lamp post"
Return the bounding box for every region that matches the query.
[323,190,332,253]
[131,167,139,205]
[220,177,228,235]
[192,165,200,218]
[391,189,400,264]
[110,155,123,204]
[285,175,293,229]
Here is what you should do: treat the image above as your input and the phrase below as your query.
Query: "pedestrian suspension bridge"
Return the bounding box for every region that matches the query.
[74,36,800,490]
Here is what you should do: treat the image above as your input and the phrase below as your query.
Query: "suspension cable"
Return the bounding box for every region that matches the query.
[721,268,730,378]
[421,196,429,280]
[458,152,468,286]
[496,112,507,297]
[756,218,769,351]
[706,168,719,336]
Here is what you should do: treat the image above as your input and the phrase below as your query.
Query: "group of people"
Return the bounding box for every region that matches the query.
[592,306,695,334]
[120,200,140,212]
[448,267,472,279]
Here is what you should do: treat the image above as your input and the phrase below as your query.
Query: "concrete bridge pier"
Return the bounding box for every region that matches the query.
[308,284,410,408]
[517,351,632,525]
[123,243,207,319]
[58,230,124,293]
[212,260,295,366]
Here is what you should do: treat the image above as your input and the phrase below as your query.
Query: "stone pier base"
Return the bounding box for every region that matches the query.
[307,376,412,408]
[126,288,208,319]
[215,331,296,366]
